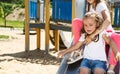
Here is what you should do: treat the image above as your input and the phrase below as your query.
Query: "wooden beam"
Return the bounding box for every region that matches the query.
[72,0,75,20]
[54,30,59,51]
[29,23,71,31]
[72,0,75,35]
[25,0,30,52]
[36,0,41,49]
[45,0,50,54]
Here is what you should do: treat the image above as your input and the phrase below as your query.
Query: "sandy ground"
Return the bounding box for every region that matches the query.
[0,28,66,74]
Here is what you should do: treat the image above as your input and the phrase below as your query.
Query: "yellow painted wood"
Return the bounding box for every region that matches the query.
[110,5,114,25]
[72,0,75,20]
[45,0,50,54]
[72,0,75,35]
[25,0,30,52]
[36,28,41,49]
[36,0,41,49]
[54,30,59,51]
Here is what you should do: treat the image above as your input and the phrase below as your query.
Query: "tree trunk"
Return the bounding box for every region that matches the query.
[3,13,6,27]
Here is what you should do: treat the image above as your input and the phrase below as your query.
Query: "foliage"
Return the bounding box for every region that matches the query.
[0,0,24,27]
[0,0,24,8]
[0,2,16,26]
[0,2,15,18]
[11,0,25,8]
[0,7,4,17]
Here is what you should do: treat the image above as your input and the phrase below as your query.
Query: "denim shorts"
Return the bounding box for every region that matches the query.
[79,58,107,73]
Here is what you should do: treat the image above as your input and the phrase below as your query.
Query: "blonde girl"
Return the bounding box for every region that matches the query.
[58,12,120,74]
[72,0,119,73]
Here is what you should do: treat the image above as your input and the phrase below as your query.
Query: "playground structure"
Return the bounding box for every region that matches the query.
[25,0,120,54]
[24,0,120,73]
[25,0,74,54]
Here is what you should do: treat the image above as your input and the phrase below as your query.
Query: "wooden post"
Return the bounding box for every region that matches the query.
[36,0,41,49]
[54,22,59,51]
[72,0,75,20]
[45,0,50,54]
[72,0,75,35]
[25,0,30,52]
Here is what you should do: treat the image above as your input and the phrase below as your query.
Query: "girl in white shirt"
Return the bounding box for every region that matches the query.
[72,0,114,45]
[58,12,120,74]
[72,0,119,73]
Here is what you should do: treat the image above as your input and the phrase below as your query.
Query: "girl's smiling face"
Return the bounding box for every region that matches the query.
[83,17,97,34]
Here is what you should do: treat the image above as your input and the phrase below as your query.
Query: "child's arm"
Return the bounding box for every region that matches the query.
[57,41,83,58]
[103,34,120,61]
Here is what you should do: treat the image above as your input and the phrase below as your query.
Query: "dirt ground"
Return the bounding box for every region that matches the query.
[0,28,62,74]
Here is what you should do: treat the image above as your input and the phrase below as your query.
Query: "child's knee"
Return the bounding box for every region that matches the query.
[72,18,83,29]
[109,33,120,65]
[111,33,120,51]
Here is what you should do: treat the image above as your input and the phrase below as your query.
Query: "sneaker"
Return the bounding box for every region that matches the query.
[107,70,115,74]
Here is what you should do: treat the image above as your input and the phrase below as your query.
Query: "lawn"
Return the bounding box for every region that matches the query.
[0,18,24,28]
[0,35,9,39]
[0,17,119,31]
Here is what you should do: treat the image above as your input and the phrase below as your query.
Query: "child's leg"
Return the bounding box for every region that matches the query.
[105,44,110,59]
[72,18,83,45]
[79,59,90,74]
[79,59,106,74]
[94,68,105,74]
[57,53,70,74]
[79,68,90,74]
[108,49,116,70]
[108,33,120,71]
[93,60,107,74]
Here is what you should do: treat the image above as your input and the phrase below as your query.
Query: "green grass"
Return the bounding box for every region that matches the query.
[0,18,4,25]
[0,35,16,40]
[0,35,9,39]
[114,27,120,30]
[0,18,24,28]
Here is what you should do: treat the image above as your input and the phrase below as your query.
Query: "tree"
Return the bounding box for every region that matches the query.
[0,7,4,17]
[0,0,25,8]
[0,2,15,27]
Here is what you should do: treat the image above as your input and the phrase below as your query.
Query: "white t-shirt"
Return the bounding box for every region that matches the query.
[79,31,107,61]
[89,2,115,32]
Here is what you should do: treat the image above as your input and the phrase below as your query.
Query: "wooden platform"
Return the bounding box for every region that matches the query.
[29,23,71,31]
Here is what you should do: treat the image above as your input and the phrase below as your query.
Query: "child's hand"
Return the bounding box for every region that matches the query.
[115,52,120,61]
[57,50,66,58]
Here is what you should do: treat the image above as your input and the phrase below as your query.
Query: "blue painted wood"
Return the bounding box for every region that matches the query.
[113,1,120,27]
[29,1,38,20]
[114,8,118,25]
[118,8,120,25]
[52,0,72,21]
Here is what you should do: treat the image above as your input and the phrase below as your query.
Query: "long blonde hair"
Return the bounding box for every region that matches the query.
[82,12,103,42]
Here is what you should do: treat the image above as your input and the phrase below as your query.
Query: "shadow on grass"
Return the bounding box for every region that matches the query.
[0,49,61,65]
